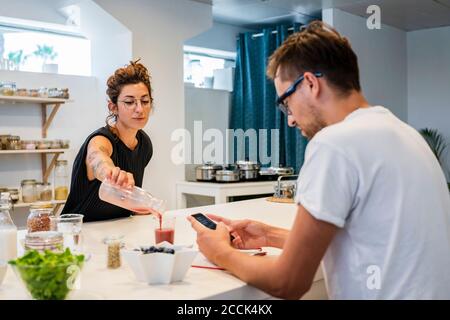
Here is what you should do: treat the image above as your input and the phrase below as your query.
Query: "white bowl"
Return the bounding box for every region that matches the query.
[0,264,6,286]
[122,242,198,285]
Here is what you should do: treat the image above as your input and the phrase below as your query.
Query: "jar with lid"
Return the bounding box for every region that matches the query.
[24,231,63,252]
[54,160,69,200]
[37,140,51,150]
[27,203,54,233]
[48,88,60,98]
[16,88,28,97]
[7,188,19,204]
[38,87,48,98]
[21,140,37,150]
[29,89,39,97]
[37,182,52,201]
[0,135,11,150]
[0,81,16,96]
[61,140,70,149]
[21,179,38,203]
[50,140,61,149]
[7,135,21,150]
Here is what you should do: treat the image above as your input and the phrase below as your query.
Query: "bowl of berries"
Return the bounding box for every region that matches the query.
[122,242,198,285]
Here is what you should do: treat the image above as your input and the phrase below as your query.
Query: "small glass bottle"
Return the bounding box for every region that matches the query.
[0,192,18,262]
[54,160,69,200]
[104,235,124,269]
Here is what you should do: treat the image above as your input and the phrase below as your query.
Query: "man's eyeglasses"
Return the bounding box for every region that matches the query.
[276,72,323,116]
[118,98,152,109]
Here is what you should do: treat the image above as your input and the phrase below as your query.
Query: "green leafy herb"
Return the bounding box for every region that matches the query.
[8,248,84,300]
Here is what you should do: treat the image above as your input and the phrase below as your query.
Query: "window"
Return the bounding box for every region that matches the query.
[0,17,91,76]
[184,46,235,90]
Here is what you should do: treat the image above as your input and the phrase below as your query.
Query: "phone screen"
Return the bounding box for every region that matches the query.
[191,213,235,241]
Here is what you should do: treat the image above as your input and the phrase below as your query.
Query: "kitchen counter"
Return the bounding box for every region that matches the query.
[0,197,327,300]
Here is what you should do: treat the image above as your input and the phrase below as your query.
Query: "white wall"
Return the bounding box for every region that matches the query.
[94,0,213,209]
[185,21,255,52]
[407,26,450,177]
[323,8,408,122]
[0,0,66,24]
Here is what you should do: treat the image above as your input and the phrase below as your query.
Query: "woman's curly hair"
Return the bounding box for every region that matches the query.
[106,59,153,125]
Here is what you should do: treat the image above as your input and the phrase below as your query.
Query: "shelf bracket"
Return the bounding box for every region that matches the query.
[41,153,60,183]
[41,103,61,138]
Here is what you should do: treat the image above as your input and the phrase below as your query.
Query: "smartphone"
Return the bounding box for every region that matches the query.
[191,213,235,241]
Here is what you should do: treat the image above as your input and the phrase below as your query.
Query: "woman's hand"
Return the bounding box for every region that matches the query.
[206,214,271,250]
[106,166,135,189]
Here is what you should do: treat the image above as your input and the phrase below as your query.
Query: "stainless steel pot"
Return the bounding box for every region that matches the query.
[236,160,260,181]
[195,163,223,181]
[215,169,240,182]
[259,166,295,180]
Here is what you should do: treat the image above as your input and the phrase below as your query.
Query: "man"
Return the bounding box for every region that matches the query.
[188,21,450,299]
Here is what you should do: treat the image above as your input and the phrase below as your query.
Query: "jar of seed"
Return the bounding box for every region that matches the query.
[103,235,124,269]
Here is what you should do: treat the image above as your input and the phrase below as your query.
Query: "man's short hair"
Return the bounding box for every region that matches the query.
[267,21,361,95]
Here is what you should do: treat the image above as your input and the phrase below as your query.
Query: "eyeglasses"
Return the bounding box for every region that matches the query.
[276,72,323,116]
[118,98,152,109]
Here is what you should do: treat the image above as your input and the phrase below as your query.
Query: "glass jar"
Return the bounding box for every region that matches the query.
[38,87,48,98]
[37,182,52,201]
[21,140,37,150]
[0,135,11,150]
[21,179,38,203]
[37,140,51,150]
[54,160,69,200]
[0,81,16,96]
[7,188,19,204]
[50,140,61,149]
[103,235,124,269]
[48,88,60,98]
[29,89,39,97]
[61,140,70,149]
[27,205,54,233]
[24,231,63,252]
[16,88,28,97]
[7,135,21,150]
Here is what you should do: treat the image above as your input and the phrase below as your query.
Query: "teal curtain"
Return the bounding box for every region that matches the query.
[230,24,308,173]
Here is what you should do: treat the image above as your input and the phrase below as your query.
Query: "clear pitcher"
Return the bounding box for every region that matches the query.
[98,180,164,215]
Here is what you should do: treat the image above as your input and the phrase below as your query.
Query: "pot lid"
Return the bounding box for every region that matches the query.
[196,162,222,170]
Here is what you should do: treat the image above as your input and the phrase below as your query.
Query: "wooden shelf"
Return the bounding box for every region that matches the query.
[0,95,73,138]
[0,96,72,104]
[0,149,66,154]
[13,199,66,214]
[13,199,66,209]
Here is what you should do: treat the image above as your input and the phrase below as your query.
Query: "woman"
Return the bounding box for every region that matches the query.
[62,60,154,222]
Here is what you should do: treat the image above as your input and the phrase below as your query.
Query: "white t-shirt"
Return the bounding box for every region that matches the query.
[295,106,450,299]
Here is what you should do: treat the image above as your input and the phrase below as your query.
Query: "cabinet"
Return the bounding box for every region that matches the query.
[0,95,72,211]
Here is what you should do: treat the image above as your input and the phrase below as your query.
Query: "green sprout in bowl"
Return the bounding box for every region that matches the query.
[8,248,84,300]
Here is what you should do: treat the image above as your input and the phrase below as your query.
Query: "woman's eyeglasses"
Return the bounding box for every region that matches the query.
[118,98,152,109]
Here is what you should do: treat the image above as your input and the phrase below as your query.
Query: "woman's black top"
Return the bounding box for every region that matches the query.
[61,126,153,222]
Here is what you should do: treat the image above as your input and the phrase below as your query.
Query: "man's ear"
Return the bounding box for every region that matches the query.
[304,72,321,97]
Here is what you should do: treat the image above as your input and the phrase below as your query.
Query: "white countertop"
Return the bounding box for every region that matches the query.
[0,197,322,300]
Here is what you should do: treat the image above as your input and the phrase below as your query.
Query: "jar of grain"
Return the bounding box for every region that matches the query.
[21,179,38,203]
[27,204,54,233]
